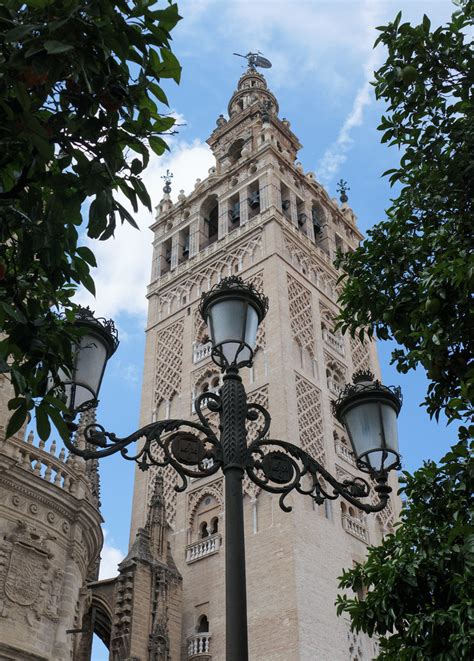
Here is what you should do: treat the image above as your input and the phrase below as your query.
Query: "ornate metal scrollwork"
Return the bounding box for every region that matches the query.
[244,437,390,513]
[64,415,223,494]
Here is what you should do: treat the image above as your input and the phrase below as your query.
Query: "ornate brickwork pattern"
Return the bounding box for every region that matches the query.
[159,231,263,315]
[350,336,372,374]
[243,385,270,499]
[154,319,184,406]
[186,479,224,527]
[193,307,209,344]
[283,233,337,299]
[287,274,315,357]
[294,374,325,465]
[247,271,266,350]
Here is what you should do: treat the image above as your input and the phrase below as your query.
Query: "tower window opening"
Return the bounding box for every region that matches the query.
[210,517,219,534]
[335,234,345,254]
[280,182,291,219]
[160,237,172,275]
[296,196,306,233]
[228,138,245,164]
[179,227,190,263]
[197,615,209,633]
[200,521,209,538]
[200,195,219,249]
[228,193,241,231]
[247,181,260,219]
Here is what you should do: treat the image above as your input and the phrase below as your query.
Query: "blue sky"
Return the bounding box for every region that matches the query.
[79,1,458,657]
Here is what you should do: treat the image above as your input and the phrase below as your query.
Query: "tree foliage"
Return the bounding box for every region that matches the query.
[0,0,181,439]
[337,440,473,660]
[336,2,473,427]
[336,3,474,657]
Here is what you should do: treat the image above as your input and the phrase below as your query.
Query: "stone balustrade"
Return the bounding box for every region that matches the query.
[327,379,343,395]
[323,328,345,356]
[342,514,368,543]
[187,632,211,659]
[335,442,355,466]
[193,341,212,364]
[6,430,79,494]
[186,533,221,564]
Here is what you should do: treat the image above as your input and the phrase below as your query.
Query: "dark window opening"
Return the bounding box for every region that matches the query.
[197,615,209,633]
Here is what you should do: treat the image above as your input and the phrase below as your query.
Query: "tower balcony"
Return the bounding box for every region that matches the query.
[335,441,355,466]
[193,340,212,363]
[186,533,222,564]
[322,328,345,356]
[187,632,211,660]
[342,514,369,543]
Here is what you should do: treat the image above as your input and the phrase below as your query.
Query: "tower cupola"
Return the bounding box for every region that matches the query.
[228,68,279,118]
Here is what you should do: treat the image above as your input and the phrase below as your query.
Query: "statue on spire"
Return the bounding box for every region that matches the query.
[233,51,272,71]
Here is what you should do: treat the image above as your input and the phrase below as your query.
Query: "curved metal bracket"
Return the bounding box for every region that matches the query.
[244,438,391,513]
[64,417,223,493]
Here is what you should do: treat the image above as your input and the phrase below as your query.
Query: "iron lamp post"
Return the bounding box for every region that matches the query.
[62,277,402,661]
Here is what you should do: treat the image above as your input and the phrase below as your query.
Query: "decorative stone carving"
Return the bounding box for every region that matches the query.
[0,521,63,624]
[350,336,372,374]
[154,319,185,407]
[287,274,315,357]
[243,385,270,498]
[158,231,263,315]
[187,479,224,527]
[295,374,325,465]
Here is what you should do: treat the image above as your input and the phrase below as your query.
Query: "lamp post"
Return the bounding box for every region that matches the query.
[61,277,402,661]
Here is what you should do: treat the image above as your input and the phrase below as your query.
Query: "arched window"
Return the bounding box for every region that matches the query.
[197,614,209,633]
[200,521,209,538]
[210,517,219,534]
[200,195,219,248]
[228,138,245,163]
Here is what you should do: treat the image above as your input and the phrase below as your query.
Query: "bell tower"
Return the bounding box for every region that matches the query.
[130,62,399,660]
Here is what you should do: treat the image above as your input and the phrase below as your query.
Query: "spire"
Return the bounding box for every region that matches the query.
[74,408,101,509]
[146,472,168,561]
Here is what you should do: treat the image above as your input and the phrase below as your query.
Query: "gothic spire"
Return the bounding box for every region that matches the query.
[74,408,101,509]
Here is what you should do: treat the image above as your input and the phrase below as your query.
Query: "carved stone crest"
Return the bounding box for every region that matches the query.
[0,521,63,624]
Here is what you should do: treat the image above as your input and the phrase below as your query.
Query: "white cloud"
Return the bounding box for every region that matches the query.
[316,0,382,184]
[74,134,215,319]
[99,530,125,580]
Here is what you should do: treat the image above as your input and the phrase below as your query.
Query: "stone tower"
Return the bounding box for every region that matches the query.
[130,66,399,660]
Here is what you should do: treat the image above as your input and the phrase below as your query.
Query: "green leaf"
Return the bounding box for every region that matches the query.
[6,405,27,439]
[44,40,75,54]
[4,24,38,42]
[36,404,51,441]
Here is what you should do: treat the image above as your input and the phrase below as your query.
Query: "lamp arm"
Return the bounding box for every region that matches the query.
[244,437,391,514]
[64,416,223,493]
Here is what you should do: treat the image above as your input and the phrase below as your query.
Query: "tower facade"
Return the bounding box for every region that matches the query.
[130,67,399,660]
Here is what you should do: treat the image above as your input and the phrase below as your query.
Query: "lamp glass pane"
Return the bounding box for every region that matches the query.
[244,306,259,350]
[342,402,381,459]
[72,332,108,407]
[208,299,247,344]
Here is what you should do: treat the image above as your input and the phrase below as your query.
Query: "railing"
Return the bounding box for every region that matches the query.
[342,514,368,543]
[327,379,343,395]
[4,430,79,494]
[323,328,345,356]
[193,341,212,363]
[186,533,221,564]
[187,633,211,659]
[335,442,355,466]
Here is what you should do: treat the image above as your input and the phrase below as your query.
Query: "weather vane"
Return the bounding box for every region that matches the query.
[161,169,173,195]
[233,51,272,71]
[336,179,350,203]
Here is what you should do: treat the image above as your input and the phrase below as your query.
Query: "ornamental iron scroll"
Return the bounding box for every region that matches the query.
[244,438,391,514]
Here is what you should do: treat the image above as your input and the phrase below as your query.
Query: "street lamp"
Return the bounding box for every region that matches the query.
[62,277,402,661]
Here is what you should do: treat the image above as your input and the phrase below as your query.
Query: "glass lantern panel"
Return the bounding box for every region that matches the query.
[343,401,381,459]
[244,306,259,350]
[72,332,108,408]
[208,299,247,345]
